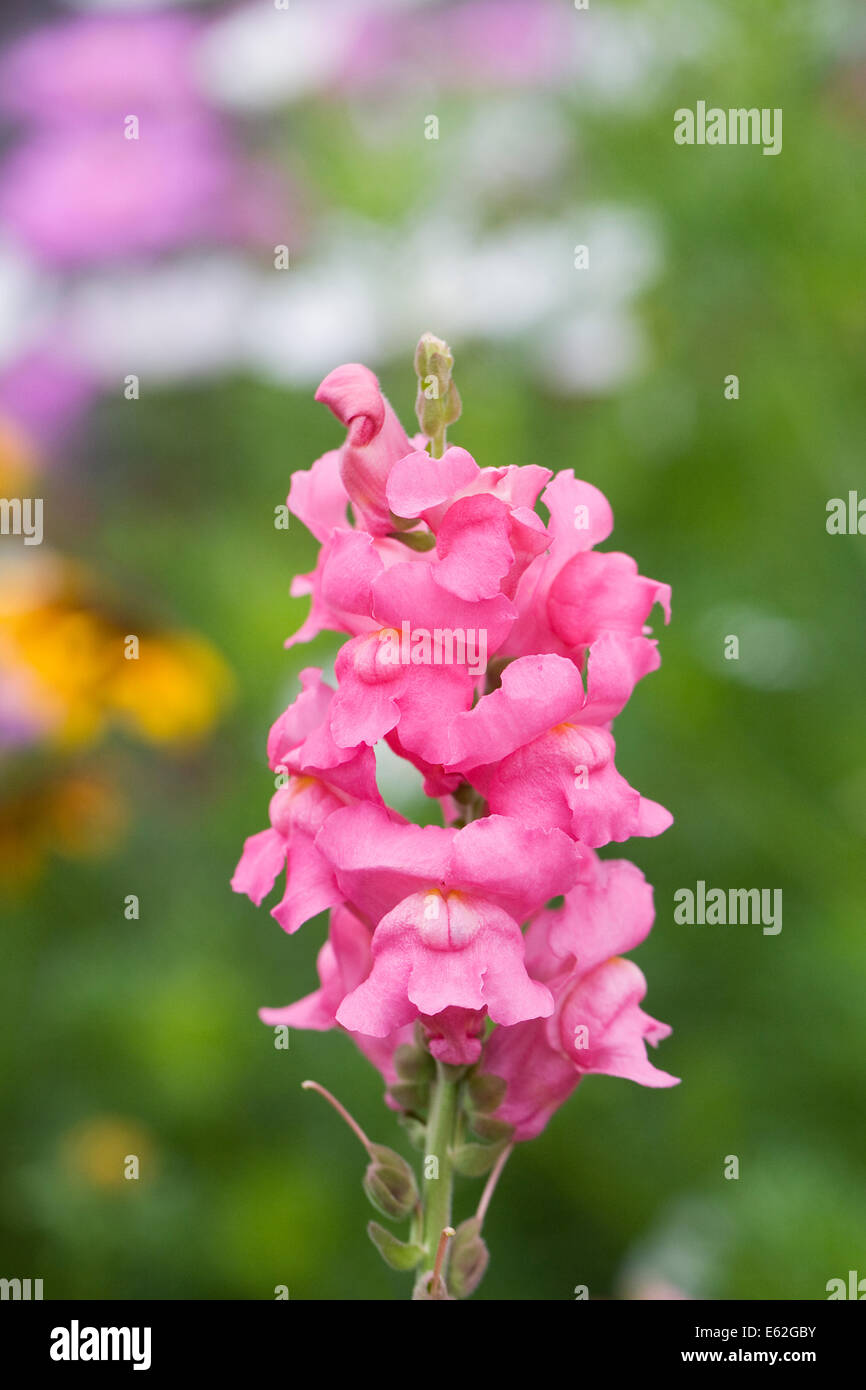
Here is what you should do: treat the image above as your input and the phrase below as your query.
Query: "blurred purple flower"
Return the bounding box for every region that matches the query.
[0,117,283,267]
[345,0,576,93]
[0,12,205,125]
[0,349,97,452]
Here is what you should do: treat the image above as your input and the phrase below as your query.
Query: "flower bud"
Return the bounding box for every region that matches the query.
[362,1143,419,1220]
[466,1071,507,1114]
[414,332,461,454]
[367,1221,424,1271]
[448,1218,489,1299]
[412,1270,456,1300]
[388,1081,430,1117]
[393,1042,436,1084]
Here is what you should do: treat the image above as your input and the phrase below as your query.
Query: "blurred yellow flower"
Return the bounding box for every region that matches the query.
[0,771,127,886]
[61,1115,157,1190]
[0,552,233,749]
[108,632,234,746]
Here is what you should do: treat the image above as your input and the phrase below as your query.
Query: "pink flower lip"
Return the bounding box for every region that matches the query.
[415,889,483,949]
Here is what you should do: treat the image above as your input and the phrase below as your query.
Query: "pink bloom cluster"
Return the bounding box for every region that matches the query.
[233,355,677,1143]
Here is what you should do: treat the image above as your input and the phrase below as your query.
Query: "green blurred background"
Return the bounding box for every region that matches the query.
[1,0,865,1299]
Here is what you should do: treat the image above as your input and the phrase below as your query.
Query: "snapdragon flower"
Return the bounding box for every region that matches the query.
[233,334,677,1298]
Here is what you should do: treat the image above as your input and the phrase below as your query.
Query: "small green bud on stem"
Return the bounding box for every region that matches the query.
[414,332,461,458]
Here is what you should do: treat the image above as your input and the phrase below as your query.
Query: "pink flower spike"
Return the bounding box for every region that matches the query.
[231,339,676,1285]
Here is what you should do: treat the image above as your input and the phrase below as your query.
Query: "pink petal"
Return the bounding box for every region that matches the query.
[320,528,385,621]
[419,1006,487,1065]
[315,362,385,448]
[266,668,333,769]
[482,1020,579,1142]
[434,494,517,600]
[337,891,552,1034]
[316,803,452,926]
[548,550,671,649]
[371,558,517,652]
[387,445,480,525]
[447,653,583,770]
[231,828,285,905]
[449,815,584,921]
[315,363,413,534]
[528,856,656,974]
[560,957,678,1087]
[582,632,662,725]
[541,469,614,553]
[287,448,349,542]
[270,830,343,935]
[259,905,374,1028]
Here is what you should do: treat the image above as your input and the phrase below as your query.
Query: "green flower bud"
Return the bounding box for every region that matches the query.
[450,1138,509,1177]
[397,1114,428,1151]
[414,332,461,456]
[393,1043,436,1084]
[363,1143,419,1220]
[367,1221,425,1271]
[470,1114,514,1144]
[388,1080,430,1117]
[466,1071,508,1114]
[448,1218,489,1299]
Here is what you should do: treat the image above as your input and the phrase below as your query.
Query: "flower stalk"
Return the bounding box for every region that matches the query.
[419,1062,462,1292]
[232,332,677,1299]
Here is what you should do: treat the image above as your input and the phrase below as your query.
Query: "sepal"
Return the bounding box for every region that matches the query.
[367,1221,425,1271]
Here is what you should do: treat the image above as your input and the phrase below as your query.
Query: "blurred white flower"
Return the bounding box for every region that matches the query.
[0,242,58,370]
[537,309,645,395]
[64,254,258,381]
[244,253,386,383]
[581,0,719,110]
[49,196,659,397]
[454,97,571,198]
[196,0,358,110]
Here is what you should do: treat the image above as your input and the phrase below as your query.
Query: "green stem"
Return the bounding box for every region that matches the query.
[422,1061,461,1281]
